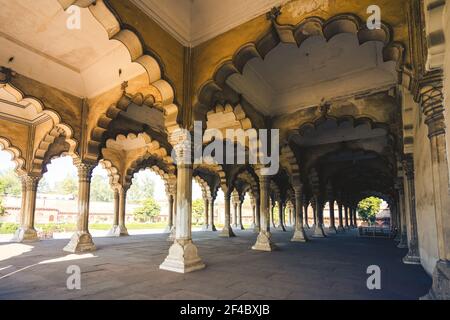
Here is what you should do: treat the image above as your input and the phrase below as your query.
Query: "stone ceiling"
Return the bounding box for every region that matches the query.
[130,0,287,46]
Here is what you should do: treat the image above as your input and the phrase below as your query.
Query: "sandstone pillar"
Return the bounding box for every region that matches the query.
[254,197,261,233]
[397,181,408,248]
[337,202,344,232]
[160,155,205,273]
[312,196,326,238]
[220,193,236,237]
[202,197,209,230]
[208,197,217,231]
[402,156,421,264]
[278,201,286,231]
[64,161,96,253]
[252,175,275,251]
[344,205,349,229]
[303,200,310,229]
[291,186,308,242]
[419,81,450,298]
[165,194,175,232]
[237,200,244,230]
[328,200,337,233]
[13,175,40,242]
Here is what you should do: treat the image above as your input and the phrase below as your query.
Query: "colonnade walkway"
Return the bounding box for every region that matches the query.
[0,229,431,300]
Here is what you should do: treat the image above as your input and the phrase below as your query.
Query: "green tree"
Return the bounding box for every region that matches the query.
[56,175,78,196]
[90,175,113,202]
[0,169,21,196]
[133,197,160,222]
[128,172,155,202]
[357,197,382,225]
[192,198,204,225]
[0,197,5,216]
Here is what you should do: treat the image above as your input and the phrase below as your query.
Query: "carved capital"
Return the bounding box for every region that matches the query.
[419,76,445,138]
[74,161,96,183]
[22,175,41,192]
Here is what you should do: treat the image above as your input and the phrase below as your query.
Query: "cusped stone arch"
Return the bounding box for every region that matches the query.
[0,137,26,176]
[0,77,79,176]
[193,175,212,200]
[194,162,228,196]
[98,159,121,191]
[195,13,405,119]
[58,0,180,159]
[280,145,301,188]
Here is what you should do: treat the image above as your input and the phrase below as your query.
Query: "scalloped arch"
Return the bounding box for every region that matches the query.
[58,0,181,158]
[196,13,405,117]
[0,137,26,175]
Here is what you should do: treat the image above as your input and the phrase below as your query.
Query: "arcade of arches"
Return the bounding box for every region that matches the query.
[1,0,450,299]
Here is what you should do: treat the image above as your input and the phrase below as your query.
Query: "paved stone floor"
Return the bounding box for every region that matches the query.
[0,228,431,300]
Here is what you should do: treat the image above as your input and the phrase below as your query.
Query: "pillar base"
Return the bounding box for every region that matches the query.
[164,225,173,233]
[291,228,308,242]
[252,231,276,251]
[167,228,176,241]
[278,224,287,232]
[327,226,337,234]
[312,224,326,238]
[253,226,260,233]
[219,226,236,237]
[207,224,217,232]
[337,225,345,232]
[232,223,238,228]
[403,253,421,265]
[159,240,205,274]
[107,225,129,237]
[12,227,39,243]
[237,224,245,230]
[63,231,96,253]
[421,260,450,300]
[397,233,408,248]
[304,224,310,229]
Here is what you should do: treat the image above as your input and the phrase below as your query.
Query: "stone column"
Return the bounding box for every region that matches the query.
[13,175,40,242]
[252,175,275,251]
[107,188,120,236]
[232,197,238,228]
[354,207,358,227]
[64,162,96,253]
[312,196,326,238]
[208,197,217,231]
[237,200,244,230]
[419,80,450,299]
[202,197,209,230]
[312,200,317,228]
[160,150,205,273]
[250,199,256,229]
[220,192,236,237]
[291,186,307,242]
[337,202,344,232]
[165,194,175,232]
[397,181,408,248]
[118,188,129,236]
[278,201,286,231]
[402,156,421,264]
[168,192,177,241]
[270,199,276,228]
[344,205,349,229]
[349,207,354,228]
[254,197,261,233]
[303,199,310,229]
[328,200,337,233]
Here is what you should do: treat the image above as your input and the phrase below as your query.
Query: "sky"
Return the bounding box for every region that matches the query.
[0,151,203,200]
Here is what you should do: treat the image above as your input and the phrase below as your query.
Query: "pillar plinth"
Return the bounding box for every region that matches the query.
[160,239,206,273]
[64,162,96,253]
[253,175,275,251]
[13,175,40,243]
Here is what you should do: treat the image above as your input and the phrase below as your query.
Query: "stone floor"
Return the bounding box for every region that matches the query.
[0,228,431,300]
